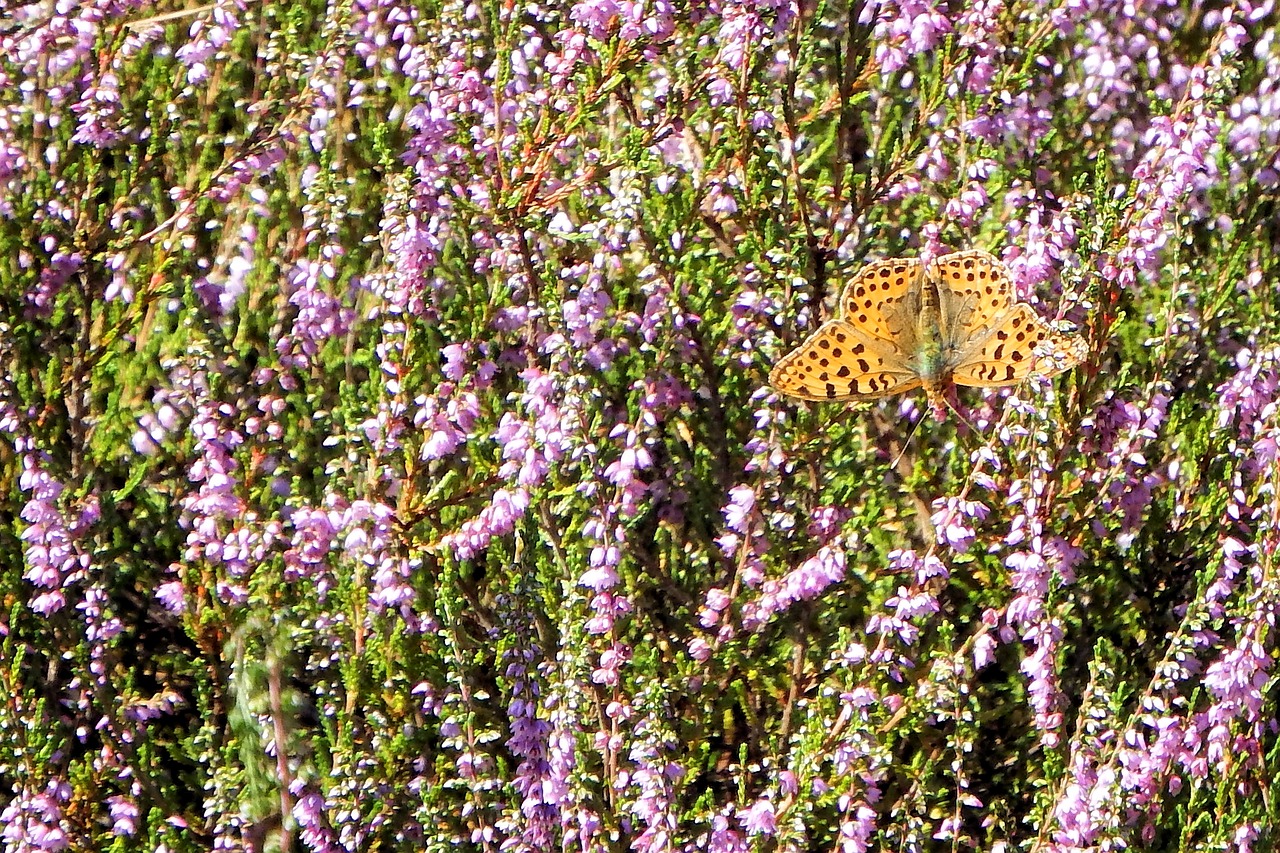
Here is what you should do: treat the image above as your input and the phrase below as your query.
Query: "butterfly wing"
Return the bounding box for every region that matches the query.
[841,258,923,346]
[949,304,1088,388]
[930,250,1016,352]
[769,319,922,401]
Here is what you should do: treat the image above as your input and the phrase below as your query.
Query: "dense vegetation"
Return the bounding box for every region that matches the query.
[1,0,1278,850]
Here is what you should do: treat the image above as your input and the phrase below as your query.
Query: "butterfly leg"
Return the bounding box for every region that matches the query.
[938,384,982,433]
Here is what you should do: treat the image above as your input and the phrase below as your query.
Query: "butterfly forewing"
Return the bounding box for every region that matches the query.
[840,258,922,346]
[930,250,1016,351]
[768,319,922,402]
[950,304,1088,387]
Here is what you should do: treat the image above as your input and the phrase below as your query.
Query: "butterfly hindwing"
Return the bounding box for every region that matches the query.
[949,304,1088,388]
[769,319,922,402]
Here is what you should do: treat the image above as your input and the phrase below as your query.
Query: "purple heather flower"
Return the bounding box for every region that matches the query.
[1234,822,1261,852]
[930,497,989,553]
[283,506,339,590]
[887,549,947,584]
[1006,550,1049,623]
[743,545,846,630]
[702,812,748,853]
[78,583,122,685]
[292,791,341,853]
[942,181,989,227]
[175,0,244,85]
[591,643,631,686]
[25,249,82,316]
[722,486,755,534]
[1020,619,1065,740]
[500,645,559,849]
[443,488,531,561]
[580,514,623,596]
[1202,635,1270,724]
[106,796,138,838]
[954,0,1002,92]
[1204,537,1253,618]
[0,781,71,852]
[570,0,621,39]
[155,581,186,614]
[206,145,287,203]
[18,457,94,616]
[872,0,953,75]
[706,0,796,100]
[807,506,851,541]
[739,799,776,836]
[837,803,876,853]
[278,258,354,372]
[888,586,939,621]
[1002,192,1078,293]
[1103,90,1219,292]
[70,70,124,148]
[973,631,997,670]
[604,431,653,511]
[625,724,681,853]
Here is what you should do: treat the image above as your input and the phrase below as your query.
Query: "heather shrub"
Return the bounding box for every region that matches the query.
[1,0,1278,851]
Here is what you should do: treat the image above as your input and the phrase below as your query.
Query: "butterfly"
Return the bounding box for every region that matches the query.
[768,250,1088,414]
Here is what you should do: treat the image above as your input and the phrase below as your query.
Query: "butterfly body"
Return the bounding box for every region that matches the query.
[910,274,950,410]
[769,250,1088,410]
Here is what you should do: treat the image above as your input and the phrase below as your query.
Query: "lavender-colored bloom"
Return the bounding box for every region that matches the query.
[701,812,748,853]
[738,799,776,836]
[278,258,354,371]
[175,0,244,85]
[837,803,876,853]
[292,792,341,853]
[722,486,755,534]
[155,581,186,614]
[206,145,287,204]
[18,458,93,615]
[972,631,997,670]
[106,796,138,837]
[743,545,846,631]
[443,488,531,561]
[1019,619,1065,740]
[25,249,82,316]
[930,497,989,553]
[687,638,712,661]
[807,506,851,541]
[580,514,623,598]
[873,0,953,75]
[500,644,559,850]
[888,549,947,584]
[591,643,631,687]
[1,781,71,853]
[942,181,989,227]
[625,723,681,853]
[70,70,124,148]
[284,505,339,590]
[570,0,622,39]
[888,586,939,621]
[1202,635,1270,725]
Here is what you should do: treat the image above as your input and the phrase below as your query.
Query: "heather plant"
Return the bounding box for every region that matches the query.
[1,0,1278,851]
